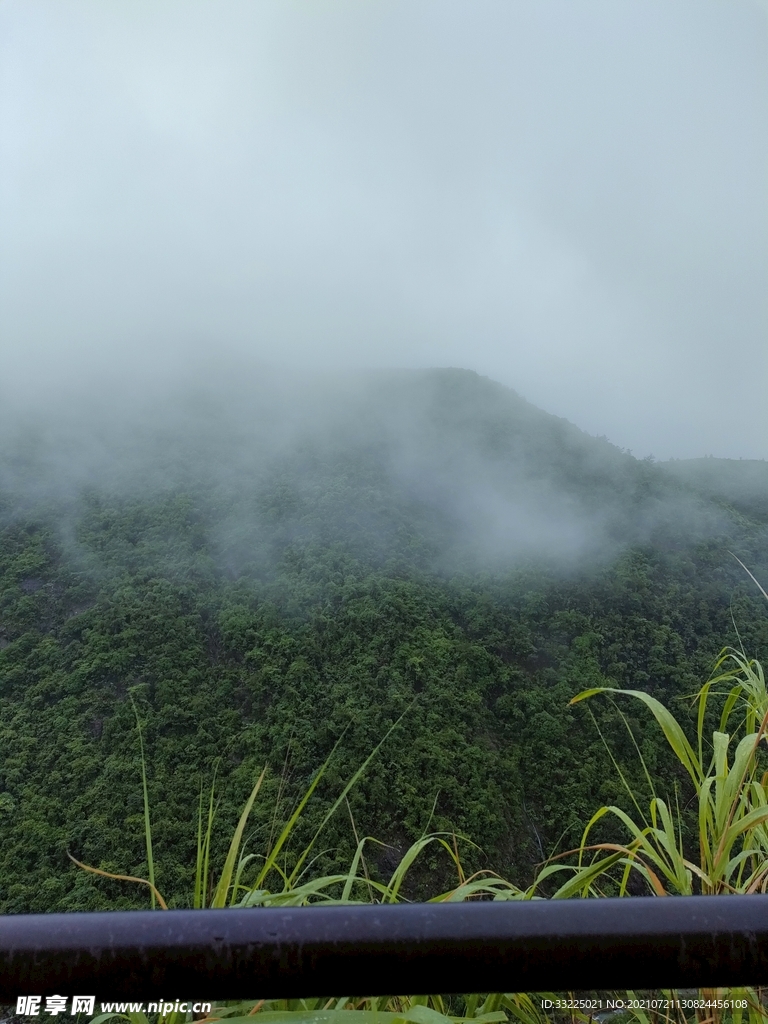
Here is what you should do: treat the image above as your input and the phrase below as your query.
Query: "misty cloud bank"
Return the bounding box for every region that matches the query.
[0,367,736,578]
[1,0,766,462]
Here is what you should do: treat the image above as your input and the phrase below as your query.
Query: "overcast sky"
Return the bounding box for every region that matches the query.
[1,0,766,460]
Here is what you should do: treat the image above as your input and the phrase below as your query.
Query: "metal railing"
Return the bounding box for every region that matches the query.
[2,896,768,1000]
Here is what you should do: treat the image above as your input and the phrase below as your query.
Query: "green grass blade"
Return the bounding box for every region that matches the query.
[287,711,409,888]
[571,687,701,784]
[253,729,351,892]
[129,691,155,910]
[194,778,204,910]
[211,767,267,908]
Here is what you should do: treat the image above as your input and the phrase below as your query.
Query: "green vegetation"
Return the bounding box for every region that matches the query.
[543,647,768,899]
[1,369,767,922]
[71,646,768,1024]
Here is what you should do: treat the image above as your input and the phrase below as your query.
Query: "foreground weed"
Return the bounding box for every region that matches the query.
[71,704,529,910]
[536,649,768,899]
[75,636,768,1024]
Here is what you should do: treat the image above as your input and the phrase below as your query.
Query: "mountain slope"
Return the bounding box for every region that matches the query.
[1,368,767,912]
[659,457,768,524]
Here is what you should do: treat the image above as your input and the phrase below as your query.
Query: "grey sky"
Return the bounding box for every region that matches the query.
[1,0,766,460]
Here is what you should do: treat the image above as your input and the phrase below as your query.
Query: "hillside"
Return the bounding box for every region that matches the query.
[1,367,767,913]
[659,457,768,524]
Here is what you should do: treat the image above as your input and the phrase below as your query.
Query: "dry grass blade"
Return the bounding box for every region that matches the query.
[67,852,168,909]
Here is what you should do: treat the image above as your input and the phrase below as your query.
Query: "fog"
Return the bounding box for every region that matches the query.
[1,0,766,462]
[0,362,736,578]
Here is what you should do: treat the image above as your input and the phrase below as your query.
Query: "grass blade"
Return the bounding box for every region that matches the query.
[129,691,156,909]
[211,767,267,908]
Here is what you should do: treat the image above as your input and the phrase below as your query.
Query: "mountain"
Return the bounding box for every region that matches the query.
[659,457,768,525]
[1,368,767,912]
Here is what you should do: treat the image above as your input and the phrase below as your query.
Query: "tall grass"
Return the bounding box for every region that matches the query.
[74,710,527,911]
[75,645,768,1024]
[75,708,539,1024]
[535,649,768,899]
